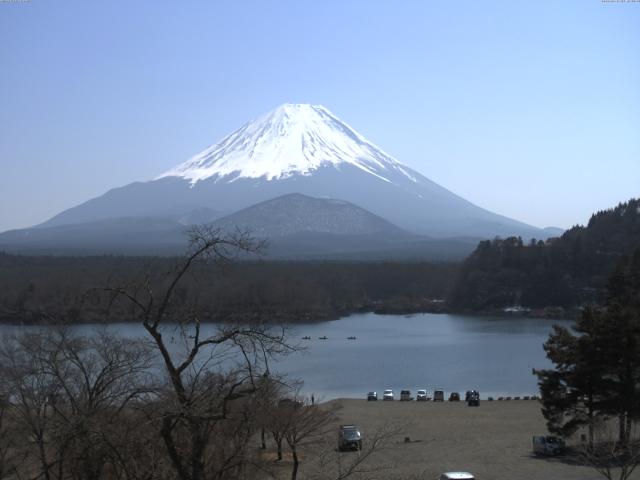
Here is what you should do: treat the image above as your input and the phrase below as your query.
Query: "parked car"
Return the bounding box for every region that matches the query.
[400,390,412,401]
[433,390,445,402]
[278,398,302,409]
[439,472,475,480]
[383,389,394,401]
[416,389,428,401]
[338,425,362,451]
[467,390,480,406]
[532,435,565,456]
[449,392,460,401]
[367,391,377,401]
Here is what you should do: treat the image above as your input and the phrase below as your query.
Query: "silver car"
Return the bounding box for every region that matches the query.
[439,473,475,480]
[383,389,394,401]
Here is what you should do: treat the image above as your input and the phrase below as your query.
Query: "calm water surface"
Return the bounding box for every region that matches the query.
[0,313,571,400]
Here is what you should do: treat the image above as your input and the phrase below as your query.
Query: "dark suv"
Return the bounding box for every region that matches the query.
[338,425,363,451]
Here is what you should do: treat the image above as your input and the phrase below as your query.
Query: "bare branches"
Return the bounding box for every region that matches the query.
[97,226,293,480]
[0,383,17,480]
[155,226,264,329]
[1,226,352,480]
[284,401,334,480]
[572,420,640,480]
[310,423,403,480]
[0,329,156,480]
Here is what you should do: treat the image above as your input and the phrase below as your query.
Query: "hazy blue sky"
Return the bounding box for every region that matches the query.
[0,0,638,232]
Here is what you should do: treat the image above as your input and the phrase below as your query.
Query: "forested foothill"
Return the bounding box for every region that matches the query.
[449,199,640,314]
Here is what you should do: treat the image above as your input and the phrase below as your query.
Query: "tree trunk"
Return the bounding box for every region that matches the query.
[290,445,299,480]
[161,417,190,480]
[588,398,594,449]
[190,422,206,480]
[261,428,266,450]
[37,436,51,480]
[619,413,627,444]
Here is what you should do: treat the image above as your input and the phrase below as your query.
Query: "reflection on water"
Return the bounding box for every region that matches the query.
[0,313,572,400]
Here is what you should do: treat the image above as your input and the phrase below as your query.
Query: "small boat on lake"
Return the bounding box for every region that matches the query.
[318,336,328,340]
[302,336,311,340]
[347,336,357,340]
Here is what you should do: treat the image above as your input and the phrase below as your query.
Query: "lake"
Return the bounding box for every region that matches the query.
[0,312,571,400]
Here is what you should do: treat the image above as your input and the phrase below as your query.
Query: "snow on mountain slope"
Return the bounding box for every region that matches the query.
[30,103,554,241]
[157,103,418,184]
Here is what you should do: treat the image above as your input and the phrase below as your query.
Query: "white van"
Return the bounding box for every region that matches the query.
[439,472,475,480]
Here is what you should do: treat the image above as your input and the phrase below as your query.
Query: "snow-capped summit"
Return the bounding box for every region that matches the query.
[29,103,554,242]
[157,103,417,184]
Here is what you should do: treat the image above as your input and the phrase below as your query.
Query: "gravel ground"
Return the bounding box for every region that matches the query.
[267,398,639,480]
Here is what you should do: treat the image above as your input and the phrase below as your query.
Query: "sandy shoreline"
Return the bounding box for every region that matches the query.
[268,398,637,480]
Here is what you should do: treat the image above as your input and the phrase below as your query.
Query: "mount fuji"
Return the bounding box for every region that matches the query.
[1,104,560,256]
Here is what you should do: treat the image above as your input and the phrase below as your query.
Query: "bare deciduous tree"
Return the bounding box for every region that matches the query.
[0,329,155,480]
[279,399,335,480]
[0,226,404,480]
[105,226,295,480]
[1,333,63,480]
[573,420,640,480]
[0,386,17,480]
[310,423,402,480]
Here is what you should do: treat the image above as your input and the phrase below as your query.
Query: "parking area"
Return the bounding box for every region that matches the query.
[292,398,617,480]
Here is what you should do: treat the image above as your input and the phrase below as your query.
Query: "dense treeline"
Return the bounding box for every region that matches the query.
[449,199,640,311]
[0,253,458,324]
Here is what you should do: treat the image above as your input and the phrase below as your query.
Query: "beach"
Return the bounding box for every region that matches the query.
[267,398,633,480]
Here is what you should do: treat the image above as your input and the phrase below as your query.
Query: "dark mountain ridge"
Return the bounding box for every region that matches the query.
[0,193,478,260]
[211,193,411,237]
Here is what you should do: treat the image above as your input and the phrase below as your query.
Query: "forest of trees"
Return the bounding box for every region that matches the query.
[0,251,458,325]
[449,199,640,311]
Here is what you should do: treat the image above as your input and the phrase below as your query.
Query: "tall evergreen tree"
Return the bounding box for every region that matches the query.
[535,247,640,444]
